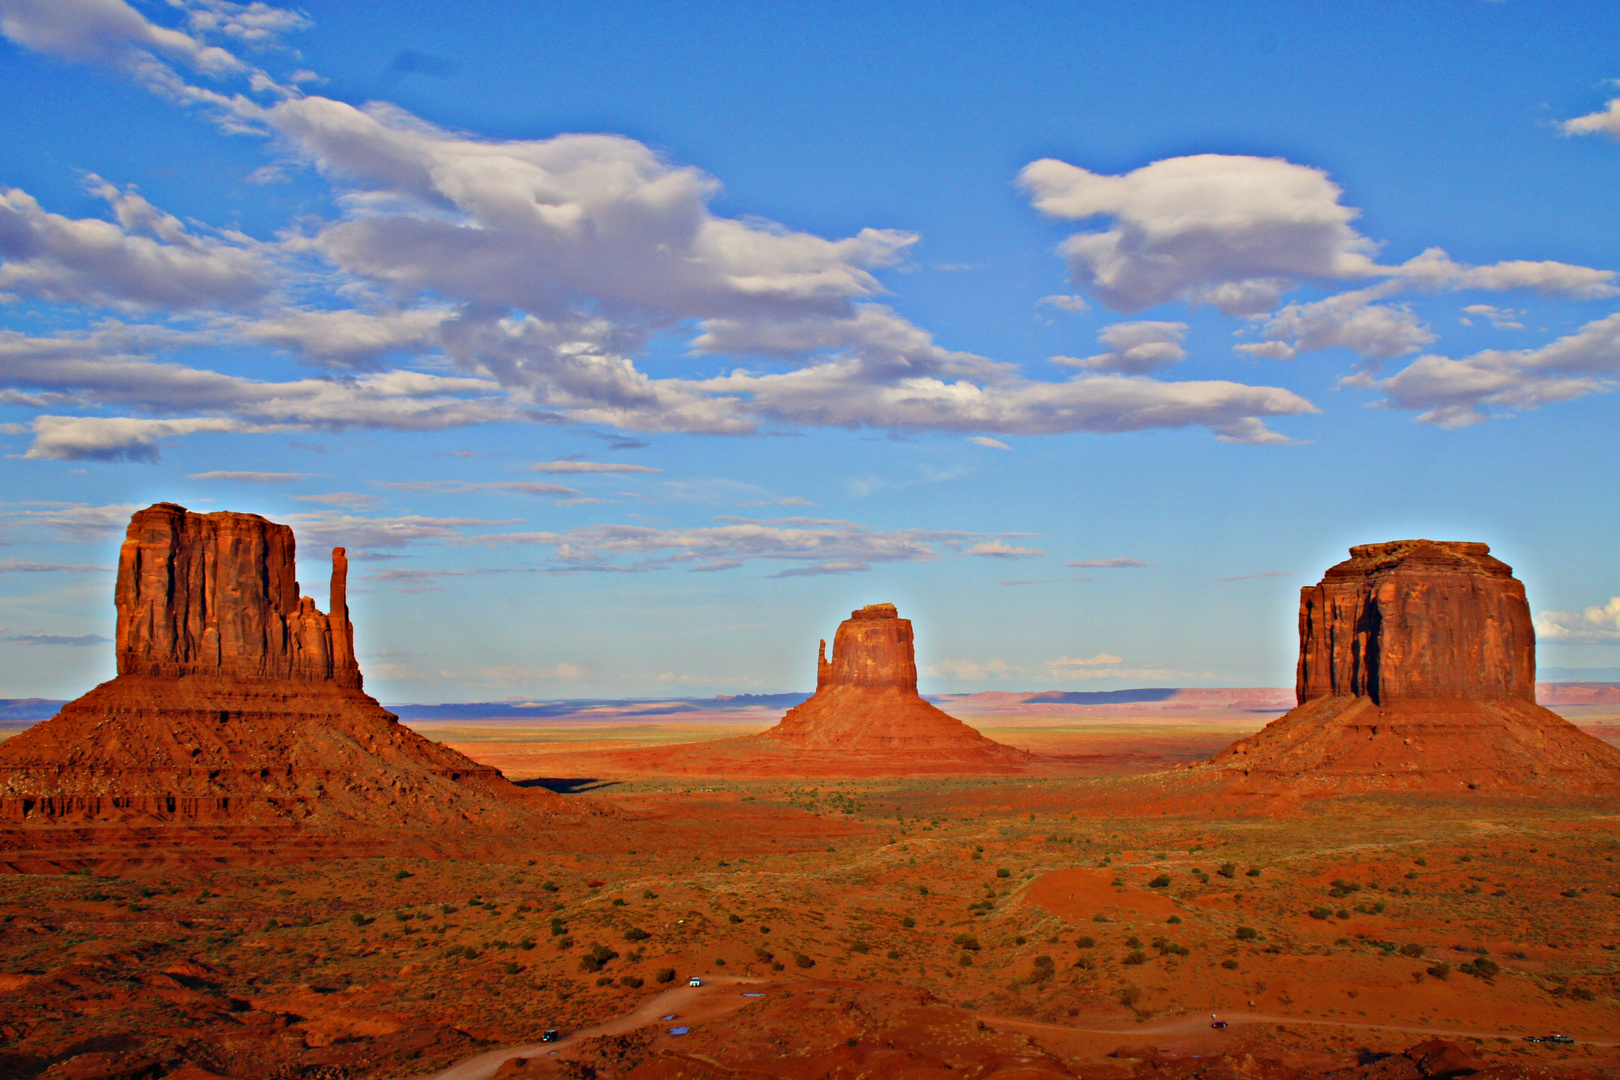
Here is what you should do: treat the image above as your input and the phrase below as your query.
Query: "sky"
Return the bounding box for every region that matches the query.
[1,0,1619,704]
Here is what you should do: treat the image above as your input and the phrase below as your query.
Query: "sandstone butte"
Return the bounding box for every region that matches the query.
[749,603,1031,769]
[0,503,559,828]
[1205,539,1620,795]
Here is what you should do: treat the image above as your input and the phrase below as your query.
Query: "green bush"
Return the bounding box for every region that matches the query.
[886,949,900,960]
[901,916,915,928]
[953,933,981,951]
[555,936,574,950]
[996,868,1011,879]
[1459,957,1500,979]
[1245,868,1261,878]
[541,881,558,892]
[1427,963,1450,979]
[958,953,973,966]
[1218,863,1237,878]
[793,952,815,969]
[1400,943,1424,958]
[850,941,870,954]
[1092,913,1109,923]
[1167,915,1182,924]
[550,917,567,936]
[754,947,774,963]
[1149,874,1171,888]
[1235,926,1258,941]
[1308,907,1333,920]
[349,913,366,927]
[1124,935,1142,949]
[624,927,649,941]
[519,937,536,951]
[1076,935,1096,948]
[1221,958,1239,970]
[655,967,675,983]
[642,889,658,899]
[578,943,619,973]
[728,913,743,923]
[501,962,520,974]
[1123,950,1147,965]
[619,975,644,988]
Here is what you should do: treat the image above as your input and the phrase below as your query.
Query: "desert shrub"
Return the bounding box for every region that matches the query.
[550,917,567,936]
[519,937,536,951]
[441,904,458,914]
[996,868,1011,879]
[468,898,483,907]
[349,913,366,927]
[1308,907,1333,920]
[754,947,774,962]
[728,913,743,923]
[1119,986,1142,1007]
[1400,943,1424,958]
[918,885,929,896]
[611,898,627,907]
[1015,935,1027,945]
[1245,868,1261,877]
[619,975,644,988]
[1076,935,1096,948]
[1413,858,1427,867]
[958,953,973,966]
[901,916,916,928]
[714,957,726,966]
[971,851,982,860]
[541,881,558,892]
[953,933,981,951]
[624,927,649,942]
[1222,958,1239,970]
[1149,874,1171,888]
[793,952,815,969]
[554,935,573,949]
[1074,955,1095,970]
[1218,863,1237,878]
[1235,926,1258,941]
[578,943,619,972]
[655,968,675,984]
[595,976,613,986]
[501,962,520,974]
[641,889,658,899]
[1427,963,1450,979]
[886,949,900,960]
[1124,936,1142,949]
[1560,888,1581,898]
[1092,913,1109,923]
[850,941,870,954]
[1123,950,1147,966]
[1459,958,1500,979]
[1570,986,1595,1001]
[1336,909,1350,919]
[1167,915,1182,924]
[394,910,412,922]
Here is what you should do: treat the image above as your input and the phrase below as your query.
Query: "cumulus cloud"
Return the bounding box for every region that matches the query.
[1236,286,1435,366]
[1396,247,1617,299]
[1536,597,1620,642]
[1367,311,1620,426]
[1562,94,1620,139]
[24,415,259,461]
[1055,321,1187,374]
[236,307,447,369]
[0,182,269,309]
[1460,304,1524,330]
[1019,153,1383,314]
[0,0,245,75]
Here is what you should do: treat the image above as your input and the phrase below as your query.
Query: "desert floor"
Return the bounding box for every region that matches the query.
[2,697,1618,1079]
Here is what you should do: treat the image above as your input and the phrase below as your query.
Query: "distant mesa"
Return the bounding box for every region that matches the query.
[0,503,560,827]
[752,603,1031,767]
[1207,540,1620,794]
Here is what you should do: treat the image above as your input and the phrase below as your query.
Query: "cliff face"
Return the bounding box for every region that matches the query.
[0,503,557,827]
[816,603,920,691]
[116,503,360,688]
[1209,540,1620,795]
[1295,540,1534,706]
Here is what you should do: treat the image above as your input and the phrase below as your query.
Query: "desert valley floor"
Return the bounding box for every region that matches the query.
[2,688,1618,1080]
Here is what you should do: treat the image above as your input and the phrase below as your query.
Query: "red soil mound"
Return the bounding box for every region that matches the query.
[1205,540,1620,795]
[0,503,560,827]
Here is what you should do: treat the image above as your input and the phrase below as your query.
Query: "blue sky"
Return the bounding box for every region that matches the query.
[2,0,1619,703]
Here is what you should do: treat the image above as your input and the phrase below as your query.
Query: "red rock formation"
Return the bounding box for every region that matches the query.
[0,504,559,827]
[1208,540,1620,794]
[756,603,1030,767]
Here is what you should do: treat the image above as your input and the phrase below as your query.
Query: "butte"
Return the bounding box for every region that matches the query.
[624,603,1032,777]
[0,502,562,830]
[1204,539,1620,795]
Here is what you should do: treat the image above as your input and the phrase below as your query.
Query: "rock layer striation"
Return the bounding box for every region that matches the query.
[0,504,556,826]
[1208,540,1620,794]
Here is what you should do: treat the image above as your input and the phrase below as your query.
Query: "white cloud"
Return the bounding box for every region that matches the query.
[0,182,269,309]
[1536,597,1620,642]
[1460,304,1524,330]
[0,0,245,75]
[189,469,307,482]
[926,657,1013,681]
[24,415,259,461]
[1019,153,1383,313]
[1055,321,1187,374]
[1396,247,1617,299]
[237,307,447,369]
[0,502,141,540]
[1037,294,1089,313]
[1562,96,1620,140]
[1066,557,1148,568]
[1369,311,1620,426]
[529,459,661,474]
[289,491,380,509]
[1044,652,1124,668]
[375,479,584,499]
[283,510,520,551]
[0,558,106,573]
[967,435,1010,450]
[961,540,1044,558]
[1236,285,1434,365]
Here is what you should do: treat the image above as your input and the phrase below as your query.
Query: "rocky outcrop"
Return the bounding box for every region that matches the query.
[758,604,1030,767]
[1208,540,1620,794]
[116,503,360,687]
[0,503,559,827]
[1295,540,1534,705]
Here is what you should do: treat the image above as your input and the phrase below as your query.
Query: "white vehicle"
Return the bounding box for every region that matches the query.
[688,976,703,987]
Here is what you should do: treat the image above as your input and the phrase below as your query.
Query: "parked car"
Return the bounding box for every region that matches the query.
[541,1030,560,1043]
[688,976,703,987]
